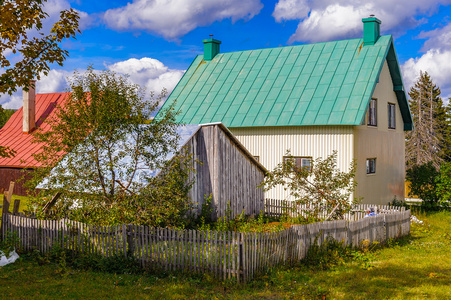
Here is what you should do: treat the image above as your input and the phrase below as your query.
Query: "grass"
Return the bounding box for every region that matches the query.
[0,194,33,227]
[0,194,32,215]
[0,209,450,299]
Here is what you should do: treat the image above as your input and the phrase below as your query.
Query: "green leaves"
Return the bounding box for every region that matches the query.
[0,0,80,95]
[27,69,192,225]
[262,150,359,220]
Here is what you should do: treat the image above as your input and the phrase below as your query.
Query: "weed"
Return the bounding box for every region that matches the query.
[302,233,352,271]
[0,231,20,258]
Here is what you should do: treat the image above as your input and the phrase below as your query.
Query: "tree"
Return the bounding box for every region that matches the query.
[262,151,359,220]
[406,162,440,206]
[0,105,16,157]
[27,68,195,225]
[0,0,80,95]
[405,71,447,170]
[435,162,451,207]
[0,106,15,128]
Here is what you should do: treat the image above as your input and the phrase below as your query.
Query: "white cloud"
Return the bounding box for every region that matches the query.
[273,0,309,22]
[38,69,71,93]
[402,49,451,100]
[273,0,451,43]
[0,69,70,109]
[1,93,22,109]
[0,58,184,109]
[419,23,451,52]
[103,0,263,39]
[107,57,184,95]
[401,21,451,100]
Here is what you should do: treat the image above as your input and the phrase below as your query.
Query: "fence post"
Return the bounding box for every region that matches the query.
[126,224,134,258]
[13,199,20,215]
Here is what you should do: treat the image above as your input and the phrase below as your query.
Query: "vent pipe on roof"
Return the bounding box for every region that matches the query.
[362,16,381,46]
[23,80,36,134]
[203,36,221,61]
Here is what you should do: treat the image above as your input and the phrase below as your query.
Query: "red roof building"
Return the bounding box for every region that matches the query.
[0,84,68,195]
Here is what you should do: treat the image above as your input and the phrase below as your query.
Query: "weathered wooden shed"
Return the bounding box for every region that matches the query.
[181,123,266,219]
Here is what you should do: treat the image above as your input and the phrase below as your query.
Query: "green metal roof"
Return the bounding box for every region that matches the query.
[159,35,413,130]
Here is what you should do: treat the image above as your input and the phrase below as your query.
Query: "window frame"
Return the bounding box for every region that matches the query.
[388,103,396,129]
[283,156,313,172]
[367,98,377,127]
[366,158,376,174]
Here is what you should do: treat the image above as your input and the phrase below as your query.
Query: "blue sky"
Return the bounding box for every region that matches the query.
[2,0,451,108]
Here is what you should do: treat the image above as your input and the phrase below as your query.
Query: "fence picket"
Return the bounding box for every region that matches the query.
[2,208,411,282]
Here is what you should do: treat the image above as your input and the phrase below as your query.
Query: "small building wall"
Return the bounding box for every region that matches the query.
[354,61,406,204]
[230,126,354,200]
[184,124,265,219]
[0,167,34,196]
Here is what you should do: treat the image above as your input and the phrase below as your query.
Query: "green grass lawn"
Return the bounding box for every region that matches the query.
[0,209,450,299]
[0,194,32,215]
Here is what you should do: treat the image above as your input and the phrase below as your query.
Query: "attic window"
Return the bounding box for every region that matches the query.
[367,98,377,127]
[388,103,396,129]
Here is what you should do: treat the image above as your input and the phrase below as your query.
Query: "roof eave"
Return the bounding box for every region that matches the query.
[385,37,414,131]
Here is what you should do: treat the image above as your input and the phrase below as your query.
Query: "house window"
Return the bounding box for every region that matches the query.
[366,158,376,174]
[367,98,377,126]
[284,156,312,172]
[253,156,259,162]
[388,103,396,129]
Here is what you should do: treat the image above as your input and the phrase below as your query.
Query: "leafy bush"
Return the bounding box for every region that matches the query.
[435,162,451,207]
[406,162,440,206]
[33,246,142,275]
[262,150,360,220]
[302,234,351,270]
[0,232,20,258]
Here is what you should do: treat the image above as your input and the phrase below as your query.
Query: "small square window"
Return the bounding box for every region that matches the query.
[367,98,377,126]
[366,158,376,174]
[284,156,312,172]
[388,103,396,129]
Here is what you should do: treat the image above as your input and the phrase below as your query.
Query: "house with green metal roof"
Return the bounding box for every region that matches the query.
[158,17,413,205]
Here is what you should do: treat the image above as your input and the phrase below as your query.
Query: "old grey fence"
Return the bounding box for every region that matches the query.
[1,210,410,282]
[264,199,406,220]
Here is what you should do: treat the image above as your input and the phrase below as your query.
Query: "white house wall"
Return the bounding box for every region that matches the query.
[230,126,354,200]
[353,60,406,204]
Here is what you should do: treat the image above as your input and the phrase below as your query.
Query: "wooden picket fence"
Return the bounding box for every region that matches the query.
[264,199,406,220]
[1,209,411,282]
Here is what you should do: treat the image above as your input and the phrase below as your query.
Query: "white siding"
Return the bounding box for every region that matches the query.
[230,126,354,200]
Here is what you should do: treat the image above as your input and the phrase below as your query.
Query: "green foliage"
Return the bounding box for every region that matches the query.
[0,231,20,258]
[0,0,80,95]
[406,161,440,206]
[262,150,359,220]
[302,234,351,271]
[32,247,142,275]
[389,196,407,207]
[0,105,16,158]
[0,105,15,128]
[119,152,197,228]
[435,162,451,207]
[27,68,194,226]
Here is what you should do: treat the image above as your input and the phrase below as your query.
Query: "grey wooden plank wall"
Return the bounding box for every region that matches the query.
[185,125,265,220]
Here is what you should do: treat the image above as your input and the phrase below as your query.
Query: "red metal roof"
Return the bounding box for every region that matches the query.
[0,93,69,168]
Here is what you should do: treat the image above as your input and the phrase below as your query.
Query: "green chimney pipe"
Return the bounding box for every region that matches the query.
[362,17,381,46]
[203,38,221,61]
